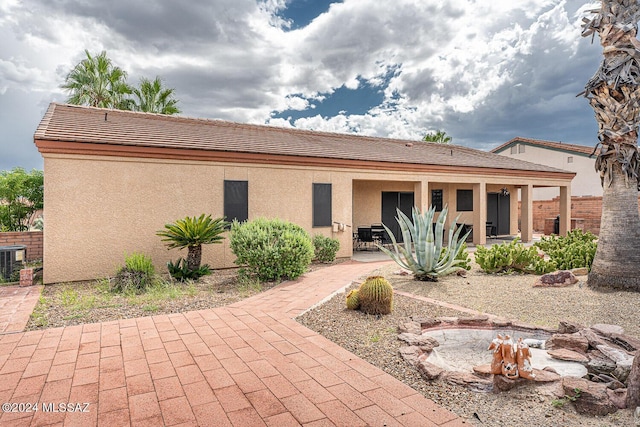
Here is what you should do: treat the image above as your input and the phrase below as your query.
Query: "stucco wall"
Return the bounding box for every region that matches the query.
[496,144,600,198]
[43,155,355,284]
[42,153,574,284]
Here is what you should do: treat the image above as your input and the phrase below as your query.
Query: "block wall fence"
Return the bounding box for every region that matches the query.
[520,196,640,236]
[0,231,43,261]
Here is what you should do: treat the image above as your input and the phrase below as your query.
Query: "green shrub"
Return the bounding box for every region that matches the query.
[313,235,340,263]
[441,242,472,271]
[167,257,211,282]
[230,218,314,281]
[112,252,157,294]
[534,230,597,271]
[475,238,556,275]
[378,205,471,281]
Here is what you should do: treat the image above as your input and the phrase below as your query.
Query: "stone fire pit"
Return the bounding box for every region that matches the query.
[398,316,639,416]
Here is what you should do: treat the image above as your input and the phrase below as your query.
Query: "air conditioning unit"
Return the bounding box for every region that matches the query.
[0,245,27,280]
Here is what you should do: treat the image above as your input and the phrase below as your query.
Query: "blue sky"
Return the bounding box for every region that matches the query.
[0,0,602,172]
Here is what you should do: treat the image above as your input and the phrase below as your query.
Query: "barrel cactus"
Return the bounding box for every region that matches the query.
[357,276,393,315]
[345,289,360,310]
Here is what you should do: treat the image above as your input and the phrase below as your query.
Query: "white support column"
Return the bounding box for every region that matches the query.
[559,185,571,236]
[521,184,533,242]
[472,182,487,245]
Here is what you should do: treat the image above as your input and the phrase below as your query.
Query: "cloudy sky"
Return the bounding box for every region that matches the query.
[1,0,603,172]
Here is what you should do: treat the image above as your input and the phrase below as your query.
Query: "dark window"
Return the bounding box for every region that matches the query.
[456,189,473,212]
[313,183,332,227]
[431,189,443,212]
[224,180,248,223]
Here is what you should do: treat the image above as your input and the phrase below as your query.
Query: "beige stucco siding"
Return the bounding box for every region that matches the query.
[43,155,356,284]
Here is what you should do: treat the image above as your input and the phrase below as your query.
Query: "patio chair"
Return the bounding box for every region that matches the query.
[355,226,375,251]
[370,224,392,248]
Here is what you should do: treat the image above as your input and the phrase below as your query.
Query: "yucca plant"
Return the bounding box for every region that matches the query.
[157,214,228,271]
[378,205,471,282]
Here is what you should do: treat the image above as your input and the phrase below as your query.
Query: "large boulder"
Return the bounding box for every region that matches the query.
[547,348,589,364]
[562,377,618,416]
[397,333,440,350]
[416,360,443,380]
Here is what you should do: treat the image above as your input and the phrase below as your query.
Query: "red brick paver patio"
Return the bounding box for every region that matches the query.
[0,285,42,334]
[0,261,467,426]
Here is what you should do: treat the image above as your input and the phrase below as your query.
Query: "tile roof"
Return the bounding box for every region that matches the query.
[491,137,598,156]
[35,103,571,174]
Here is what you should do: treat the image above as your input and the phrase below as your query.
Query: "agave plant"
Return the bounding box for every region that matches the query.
[157,214,228,271]
[378,205,471,281]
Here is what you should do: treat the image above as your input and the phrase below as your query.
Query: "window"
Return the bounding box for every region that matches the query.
[510,145,517,154]
[431,189,443,212]
[518,144,525,153]
[456,189,473,212]
[567,156,573,163]
[224,180,248,224]
[313,183,332,227]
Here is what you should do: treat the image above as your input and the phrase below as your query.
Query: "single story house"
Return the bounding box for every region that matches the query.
[34,103,575,284]
[491,137,600,199]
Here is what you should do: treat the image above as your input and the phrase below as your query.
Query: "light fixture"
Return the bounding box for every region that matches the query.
[500,187,510,197]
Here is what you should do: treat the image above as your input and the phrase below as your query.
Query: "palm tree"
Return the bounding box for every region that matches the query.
[422,130,452,144]
[157,214,228,271]
[131,76,181,115]
[581,0,640,292]
[61,50,132,109]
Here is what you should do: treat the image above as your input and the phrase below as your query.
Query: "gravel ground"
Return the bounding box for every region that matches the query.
[296,260,637,427]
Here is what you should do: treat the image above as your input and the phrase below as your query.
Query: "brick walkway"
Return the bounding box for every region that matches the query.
[0,261,467,426]
[0,285,42,334]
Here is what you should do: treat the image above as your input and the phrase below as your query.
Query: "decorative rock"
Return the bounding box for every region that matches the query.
[457,315,490,326]
[547,348,589,364]
[597,345,634,364]
[562,376,618,416]
[546,333,589,353]
[587,356,617,376]
[592,324,625,337]
[570,267,589,276]
[398,321,422,335]
[532,369,561,383]
[472,364,493,376]
[613,360,633,384]
[398,346,422,366]
[493,374,519,391]
[394,269,410,276]
[558,320,583,335]
[416,360,443,380]
[533,270,578,287]
[609,333,640,352]
[490,318,512,328]
[442,372,493,392]
[606,388,628,409]
[411,317,441,329]
[580,328,609,350]
[397,333,440,350]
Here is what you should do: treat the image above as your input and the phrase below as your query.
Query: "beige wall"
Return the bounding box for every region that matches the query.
[43,153,573,284]
[497,144,599,198]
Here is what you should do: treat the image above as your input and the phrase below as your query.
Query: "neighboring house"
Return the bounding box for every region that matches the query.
[491,137,601,200]
[34,104,575,284]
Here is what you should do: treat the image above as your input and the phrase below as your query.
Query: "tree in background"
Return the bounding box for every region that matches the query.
[0,168,44,231]
[131,77,181,114]
[61,50,132,109]
[61,51,180,115]
[422,130,452,144]
[581,1,640,292]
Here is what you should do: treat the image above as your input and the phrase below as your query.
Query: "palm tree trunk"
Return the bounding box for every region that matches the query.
[186,245,202,271]
[588,165,640,289]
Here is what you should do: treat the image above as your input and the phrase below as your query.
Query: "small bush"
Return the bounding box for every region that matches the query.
[112,252,157,294]
[534,230,597,271]
[313,235,340,263]
[230,218,314,282]
[475,238,556,275]
[441,242,472,271]
[167,258,211,282]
